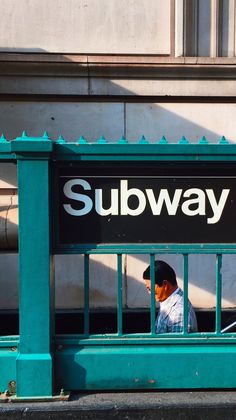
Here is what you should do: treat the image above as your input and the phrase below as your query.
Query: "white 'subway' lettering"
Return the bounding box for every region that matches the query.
[63,179,230,225]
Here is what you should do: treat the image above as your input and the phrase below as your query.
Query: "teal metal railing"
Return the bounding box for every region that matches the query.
[83,254,90,336]
[2,133,236,395]
[183,254,189,334]
[74,251,234,339]
[215,254,222,334]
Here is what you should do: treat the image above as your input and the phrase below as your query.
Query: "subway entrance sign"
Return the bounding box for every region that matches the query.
[58,164,236,245]
[4,135,236,399]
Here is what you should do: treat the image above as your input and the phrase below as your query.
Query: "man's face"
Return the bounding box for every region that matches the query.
[145,279,168,302]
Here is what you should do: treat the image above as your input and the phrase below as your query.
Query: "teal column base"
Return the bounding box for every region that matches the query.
[16,353,53,398]
[10,392,70,403]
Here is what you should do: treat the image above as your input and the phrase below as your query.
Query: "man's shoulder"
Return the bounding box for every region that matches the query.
[169,288,184,305]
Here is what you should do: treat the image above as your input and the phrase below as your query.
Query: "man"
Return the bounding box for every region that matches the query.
[143,260,198,333]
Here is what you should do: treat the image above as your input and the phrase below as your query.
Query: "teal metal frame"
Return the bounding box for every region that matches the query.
[1,133,236,396]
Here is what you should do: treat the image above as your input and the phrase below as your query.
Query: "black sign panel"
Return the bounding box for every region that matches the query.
[57,169,236,244]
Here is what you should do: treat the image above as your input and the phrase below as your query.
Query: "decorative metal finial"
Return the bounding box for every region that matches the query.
[57,135,66,144]
[178,135,189,144]
[97,136,107,144]
[139,135,149,144]
[118,135,128,144]
[158,135,168,144]
[77,135,88,144]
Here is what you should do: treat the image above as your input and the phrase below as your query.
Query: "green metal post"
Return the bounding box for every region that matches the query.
[117,254,123,336]
[84,254,90,335]
[183,254,189,335]
[215,254,222,334]
[150,254,156,335]
[16,157,54,398]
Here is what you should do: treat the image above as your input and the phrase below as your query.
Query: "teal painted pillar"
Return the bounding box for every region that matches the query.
[14,136,54,398]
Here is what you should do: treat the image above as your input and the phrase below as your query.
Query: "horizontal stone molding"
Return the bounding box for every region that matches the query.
[1,54,236,97]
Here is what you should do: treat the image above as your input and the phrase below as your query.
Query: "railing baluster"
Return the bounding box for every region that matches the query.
[84,254,90,335]
[150,254,156,335]
[183,254,189,335]
[117,254,123,336]
[215,254,222,334]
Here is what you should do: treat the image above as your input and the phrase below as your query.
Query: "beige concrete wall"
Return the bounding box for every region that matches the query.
[55,253,236,310]
[1,101,236,143]
[0,0,170,54]
[126,102,236,143]
[0,102,124,141]
[55,254,119,308]
[0,164,18,250]
[0,194,18,249]
[126,254,236,309]
[4,76,236,97]
[3,251,236,310]
[0,163,17,188]
[0,254,18,309]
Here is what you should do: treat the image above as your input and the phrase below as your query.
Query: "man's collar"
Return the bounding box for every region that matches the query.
[160,287,180,309]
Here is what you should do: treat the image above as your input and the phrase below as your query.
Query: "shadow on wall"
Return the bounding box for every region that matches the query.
[1,102,235,143]
[1,49,236,142]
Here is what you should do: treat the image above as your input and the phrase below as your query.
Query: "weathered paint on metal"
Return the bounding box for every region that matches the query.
[55,344,236,390]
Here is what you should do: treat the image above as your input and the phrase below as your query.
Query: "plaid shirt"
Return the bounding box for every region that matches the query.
[155,288,198,334]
